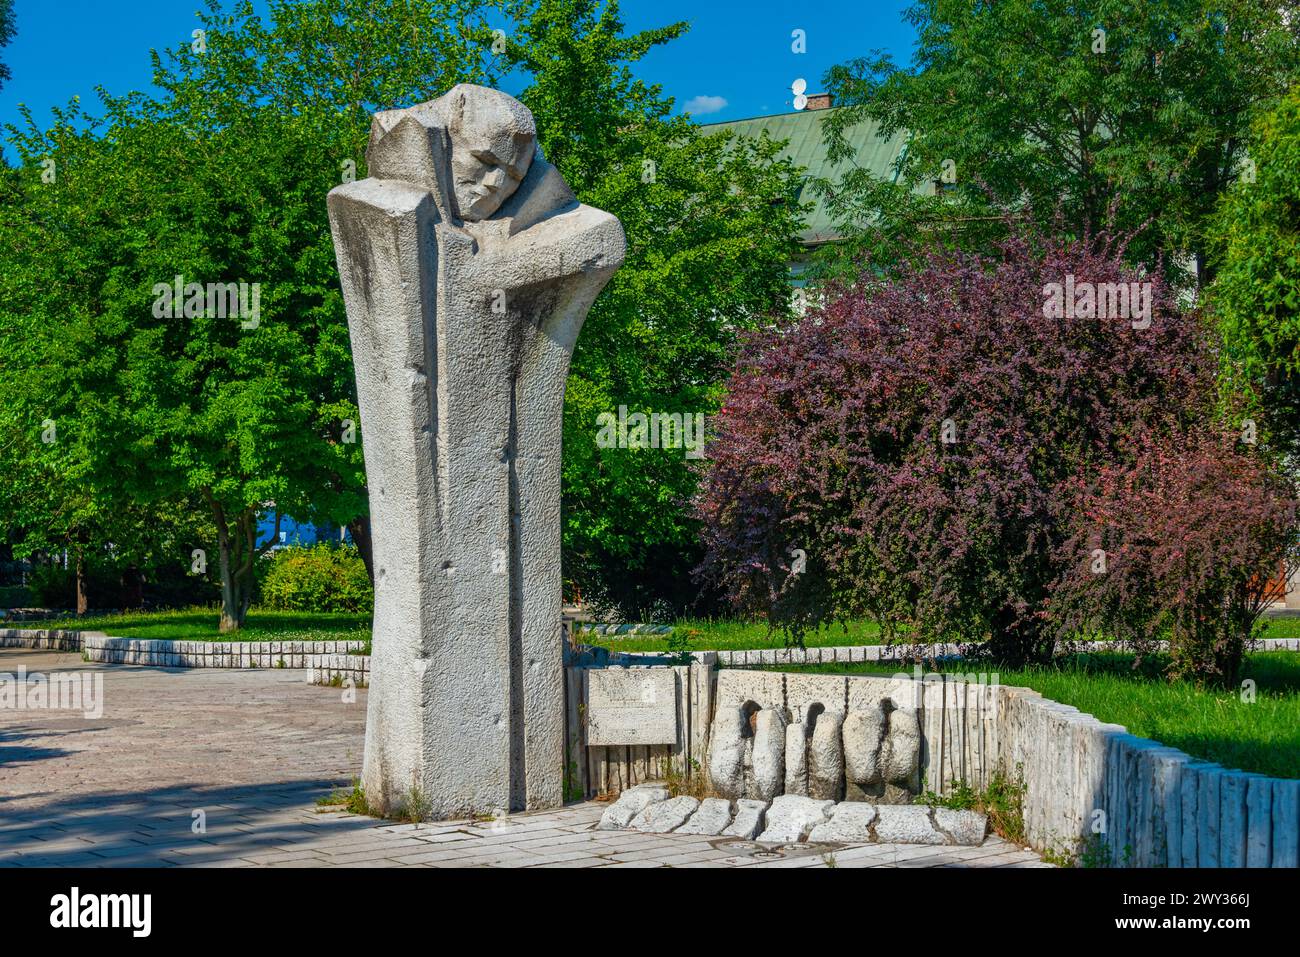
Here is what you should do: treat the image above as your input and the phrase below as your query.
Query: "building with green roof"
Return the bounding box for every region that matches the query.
[699,100,919,251]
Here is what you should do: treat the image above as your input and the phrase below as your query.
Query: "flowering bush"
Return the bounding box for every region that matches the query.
[694,229,1280,670]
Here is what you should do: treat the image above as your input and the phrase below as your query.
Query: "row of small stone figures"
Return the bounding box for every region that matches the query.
[709,698,922,804]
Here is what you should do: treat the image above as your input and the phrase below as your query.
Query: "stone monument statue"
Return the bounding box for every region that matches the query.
[327,85,625,817]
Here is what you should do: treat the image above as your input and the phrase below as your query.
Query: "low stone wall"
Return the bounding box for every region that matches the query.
[0,628,87,651]
[307,654,370,687]
[709,637,1300,667]
[86,636,367,669]
[700,643,1299,866]
[579,623,674,638]
[0,628,366,669]
[701,670,1299,867]
[998,684,1298,867]
[713,643,962,666]
[570,661,1298,867]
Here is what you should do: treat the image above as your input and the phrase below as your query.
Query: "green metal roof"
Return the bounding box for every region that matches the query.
[699,107,913,246]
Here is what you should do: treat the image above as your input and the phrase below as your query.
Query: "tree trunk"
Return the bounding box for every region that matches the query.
[208,492,247,633]
[348,515,374,584]
[207,497,279,633]
[217,520,241,632]
[75,547,89,617]
[217,550,256,632]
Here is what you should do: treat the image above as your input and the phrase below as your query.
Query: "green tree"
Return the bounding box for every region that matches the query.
[0,0,15,91]
[0,109,133,613]
[504,0,807,617]
[1,0,805,626]
[813,0,1299,279]
[1208,85,1300,454]
[0,153,214,612]
[0,0,497,630]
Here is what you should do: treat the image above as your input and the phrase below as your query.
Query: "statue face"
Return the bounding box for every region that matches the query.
[448,123,535,221]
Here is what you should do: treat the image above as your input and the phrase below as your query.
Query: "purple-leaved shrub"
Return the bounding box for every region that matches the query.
[1051,430,1298,683]
[695,230,1296,673]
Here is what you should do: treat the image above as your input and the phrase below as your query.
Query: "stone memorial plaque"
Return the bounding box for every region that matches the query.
[586,669,677,746]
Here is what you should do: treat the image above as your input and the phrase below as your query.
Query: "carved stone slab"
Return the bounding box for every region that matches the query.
[586,669,677,746]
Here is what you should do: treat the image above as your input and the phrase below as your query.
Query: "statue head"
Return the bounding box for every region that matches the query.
[437,84,536,221]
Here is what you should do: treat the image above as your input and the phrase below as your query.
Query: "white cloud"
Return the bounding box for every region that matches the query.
[682,95,728,116]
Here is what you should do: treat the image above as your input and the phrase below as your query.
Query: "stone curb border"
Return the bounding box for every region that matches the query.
[307,654,370,688]
[0,628,86,652]
[592,637,1300,668]
[0,628,366,670]
[579,623,674,637]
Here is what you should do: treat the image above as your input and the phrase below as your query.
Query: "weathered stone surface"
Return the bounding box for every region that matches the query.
[807,802,986,846]
[808,710,845,801]
[586,669,677,746]
[932,807,988,845]
[846,674,921,712]
[713,670,785,711]
[1125,741,1177,866]
[758,795,834,842]
[1143,747,1189,868]
[741,730,757,801]
[675,797,734,836]
[603,794,983,845]
[331,84,625,817]
[784,722,809,796]
[596,784,669,830]
[722,798,768,839]
[1180,761,1209,867]
[872,805,943,844]
[1272,779,1300,869]
[751,707,788,801]
[808,802,878,843]
[1196,765,1224,867]
[708,706,747,800]
[883,706,922,792]
[631,795,700,833]
[1246,775,1272,867]
[785,674,846,723]
[843,707,885,801]
[1219,772,1250,867]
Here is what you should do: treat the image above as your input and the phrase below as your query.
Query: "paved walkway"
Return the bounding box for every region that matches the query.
[0,649,1048,868]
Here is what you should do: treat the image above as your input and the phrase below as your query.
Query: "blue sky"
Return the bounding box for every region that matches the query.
[0,0,917,133]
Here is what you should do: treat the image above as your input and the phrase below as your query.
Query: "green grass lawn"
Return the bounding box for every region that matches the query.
[582,618,885,653]
[1258,615,1300,640]
[586,615,1300,653]
[9,606,370,648]
[764,652,1300,779]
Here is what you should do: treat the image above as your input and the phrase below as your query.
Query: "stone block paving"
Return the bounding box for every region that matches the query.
[0,649,1049,868]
